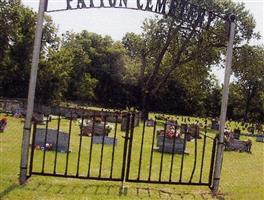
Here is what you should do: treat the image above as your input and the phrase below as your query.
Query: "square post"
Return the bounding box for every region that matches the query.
[212,14,236,195]
[19,0,47,184]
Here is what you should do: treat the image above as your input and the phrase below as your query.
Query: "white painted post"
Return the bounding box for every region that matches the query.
[19,0,47,184]
[212,15,236,195]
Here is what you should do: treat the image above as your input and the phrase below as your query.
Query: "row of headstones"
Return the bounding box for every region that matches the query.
[0,100,141,125]
[211,119,263,134]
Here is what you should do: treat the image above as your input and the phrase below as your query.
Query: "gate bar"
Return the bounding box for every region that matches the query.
[76,116,84,176]
[29,123,37,177]
[109,115,118,179]
[53,114,61,174]
[159,123,167,181]
[125,113,135,181]
[64,112,73,176]
[121,113,131,186]
[169,124,177,182]
[137,120,146,180]
[98,116,107,178]
[41,117,50,173]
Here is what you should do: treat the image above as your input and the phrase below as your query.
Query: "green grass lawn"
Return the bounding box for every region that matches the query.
[0,114,264,200]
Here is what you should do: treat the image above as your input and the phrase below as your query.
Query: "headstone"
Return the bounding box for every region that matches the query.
[224,139,252,153]
[134,112,140,127]
[211,119,219,130]
[146,120,155,127]
[156,135,185,153]
[166,121,176,127]
[82,122,107,136]
[180,124,188,134]
[256,135,264,142]
[188,124,200,139]
[233,129,241,140]
[0,118,7,132]
[247,126,255,134]
[92,136,117,145]
[34,128,69,152]
[32,113,45,124]
[121,115,137,131]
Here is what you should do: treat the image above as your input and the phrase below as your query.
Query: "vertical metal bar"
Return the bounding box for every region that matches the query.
[125,113,135,181]
[121,113,130,183]
[137,120,146,180]
[53,114,61,174]
[199,121,207,183]
[209,137,217,188]
[148,120,157,181]
[44,0,49,11]
[98,116,107,178]
[159,123,167,182]
[29,123,37,177]
[169,124,177,182]
[189,133,198,183]
[64,112,73,176]
[87,113,96,177]
[76,115,84,177]
[41,117,49,173]
[212,17,236,195]
[20,0,47,184]
[179,126,187,182]
[110,115,118,179]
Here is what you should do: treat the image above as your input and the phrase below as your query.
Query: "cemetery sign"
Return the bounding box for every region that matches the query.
[46,0,221,29]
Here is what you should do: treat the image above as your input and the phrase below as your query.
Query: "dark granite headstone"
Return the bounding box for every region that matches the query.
[256,135,264,142]
[146,120,155,127]
[35,128,69,152]
[82,123,107,136]
[211,119,219,130]
[121,115,137,131]
[247,126,255,134]
[225,139,252,153]
[166,121,176,127]
[92,136,117,145]
[156,135,185,153]
[233,129,241,140]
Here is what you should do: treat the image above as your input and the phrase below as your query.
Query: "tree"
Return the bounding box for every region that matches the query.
[231,45,264,122]
[36,47,74,104]
[0,0,59,98]
[62,31,128,107]
[122,0,258,119]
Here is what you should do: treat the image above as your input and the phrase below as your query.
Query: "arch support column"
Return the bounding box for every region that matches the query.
[19,0,47,185]
[212,15,236,195]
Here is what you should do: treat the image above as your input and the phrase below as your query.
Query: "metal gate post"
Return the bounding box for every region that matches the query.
[212,14,236,195]
[19,0,47,184]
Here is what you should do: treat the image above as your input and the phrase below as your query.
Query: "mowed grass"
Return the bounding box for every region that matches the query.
[0,114,264,200]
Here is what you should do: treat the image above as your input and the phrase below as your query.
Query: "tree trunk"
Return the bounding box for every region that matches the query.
[243,98,250,122]
[140,90,149,121]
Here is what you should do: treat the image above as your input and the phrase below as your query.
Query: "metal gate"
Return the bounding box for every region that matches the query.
[28,111,217,188]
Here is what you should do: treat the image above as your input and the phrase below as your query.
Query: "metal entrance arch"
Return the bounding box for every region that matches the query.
[20,0,236,195]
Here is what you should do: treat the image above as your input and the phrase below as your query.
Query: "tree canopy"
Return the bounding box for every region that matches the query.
[0,0,263,122]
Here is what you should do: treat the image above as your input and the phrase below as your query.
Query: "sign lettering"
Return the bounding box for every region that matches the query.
[49,0,221,29]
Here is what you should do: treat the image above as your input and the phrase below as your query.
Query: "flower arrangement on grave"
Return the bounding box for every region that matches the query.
[0,118,7,132]
[157,126,181,139]
[105,124,113,135]
[95,117,102,123]
[35,143,53,151]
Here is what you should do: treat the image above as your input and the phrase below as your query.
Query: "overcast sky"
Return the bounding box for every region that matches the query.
[21,0,263,84]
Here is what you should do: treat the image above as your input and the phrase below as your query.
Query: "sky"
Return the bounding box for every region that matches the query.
[21,0,264,84]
